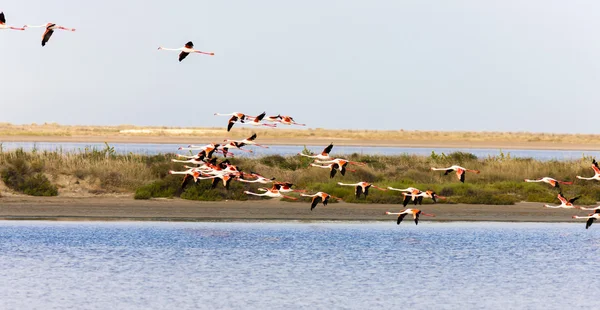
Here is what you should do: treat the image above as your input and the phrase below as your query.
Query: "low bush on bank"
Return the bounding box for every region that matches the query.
[2,146,600,205]
[0,156,58,196]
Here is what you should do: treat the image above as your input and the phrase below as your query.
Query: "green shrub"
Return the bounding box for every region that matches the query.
[0,157,58,196]
[134,179,177,199]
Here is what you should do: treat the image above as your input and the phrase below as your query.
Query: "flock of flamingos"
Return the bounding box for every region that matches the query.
[4,11,600,228]
[166,111,600,230]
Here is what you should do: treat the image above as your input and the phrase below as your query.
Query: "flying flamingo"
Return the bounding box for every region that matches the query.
[211,173,237,189]
[168,168,217,182]
[158,41,214,62]
[23,23,75,46]
[385,209,435,225]
[299,143,334,160]
[224,133,269,148]
[300,192,342,211]
[220,141,253,157]
[242,112,278,128]
[572,209,600,229]
[0,12,25,30]
[269,182,305,193]
[263,114,282,122]
[578,205,600,211]
[576,159,600,181]
[244,188,298,200]
[309,162,356,178]
[215,112,256,131]
[337,182,387,198]
[388,187,422,203]
[402,191,446,207]
[544,192,580,209]
[524,177,573,188]
[431,165,480,183]
[314,158,367,167]
[278,115,306,126]
[237,171,275,184]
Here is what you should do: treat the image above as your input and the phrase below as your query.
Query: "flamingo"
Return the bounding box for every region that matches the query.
[211,173,237,189]
[278,115,306,126]
[269,182,305,193]
[309,163,356,178]
[576,159,600,181]
[224,133,269,148]
[314,158,367,167]
[0,12,25,31]
[23,23,75,46]
[431,165,480,183]
[214,112,256,131]
[298,143,334,161]
[544,192,580,209]
[241,112,278,128]
[220,141,253,157]
[578,205,600,211]
[337,182,387,198]
[237,171,275,184]
[524,177,573,188]
[244,188,298,200]
[168,168,217,182]
[263,114,282,122]
[385,209,435,225]
[178,143,221,158]
[572,210,600,229]
[300,192,341,211]
[402,191,446,207]
[158,41,214,62]
[388,187,422,203]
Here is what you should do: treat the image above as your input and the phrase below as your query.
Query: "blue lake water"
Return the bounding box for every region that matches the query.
[1,141,600,161]
[0,221,599,309]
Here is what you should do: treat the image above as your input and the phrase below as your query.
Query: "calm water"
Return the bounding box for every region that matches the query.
[0,221,599,309]
[2,141,600,161]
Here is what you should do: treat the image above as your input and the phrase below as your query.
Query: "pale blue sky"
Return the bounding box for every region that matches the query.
[1,1,599,133]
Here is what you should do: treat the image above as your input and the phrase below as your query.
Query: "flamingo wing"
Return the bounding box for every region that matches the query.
[416,196,424,205]
[414,211,421,225]
[397,213,407,225]
[248,133,257,141]
[0,12,5,24]
[322,143,334,155]
[364,185,370,197]
[185,41,194,48]
[210,177,220,189]
[595,209,600,214]
[311,196,322,210]
[459,171,465,183]
[340,162,348,176]
[227,116,238,132]
[179,51,190,62]
[586,217,596,229]
[322,195,330,206]
[402,195,411,207]
[329,165,338,178]
[355,185,363,198]
[593,159,600,174]
[255,112,266,122]
[557,193,568,204]
[443,169,453,175]
[569,196,580,204]
[42,28,54,47]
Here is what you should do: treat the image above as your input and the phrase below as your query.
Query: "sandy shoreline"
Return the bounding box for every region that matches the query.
[0,196,587,223]
[2,135,600,150]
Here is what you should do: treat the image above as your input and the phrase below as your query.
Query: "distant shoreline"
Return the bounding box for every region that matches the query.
[2,135,600,151]
[0,123,599,151]
[0,196,586,223]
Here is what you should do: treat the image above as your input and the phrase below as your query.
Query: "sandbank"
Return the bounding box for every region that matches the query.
[0,196,587,223]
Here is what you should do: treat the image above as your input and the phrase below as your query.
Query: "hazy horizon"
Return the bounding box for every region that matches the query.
[2,1,599,134]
